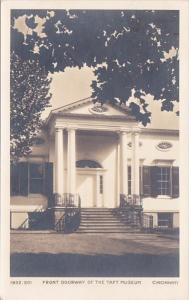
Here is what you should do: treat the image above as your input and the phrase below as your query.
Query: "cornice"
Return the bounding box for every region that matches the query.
[140,128,179,135]
[55,112,136,121]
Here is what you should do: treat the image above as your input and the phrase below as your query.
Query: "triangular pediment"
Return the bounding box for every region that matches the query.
[52,97,134,118]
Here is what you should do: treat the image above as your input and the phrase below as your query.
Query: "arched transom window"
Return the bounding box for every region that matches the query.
[76,160,102,168]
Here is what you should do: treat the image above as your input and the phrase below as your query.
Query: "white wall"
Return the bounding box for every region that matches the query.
[143,197,179,212]
[139,133,179,166]
[11,195,48,212]
[14,127,179,211]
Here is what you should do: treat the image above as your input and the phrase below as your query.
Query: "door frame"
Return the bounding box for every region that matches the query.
[76,168,106,207]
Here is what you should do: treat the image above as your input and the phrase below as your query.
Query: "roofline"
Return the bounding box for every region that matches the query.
[140,128,179,135]
[51,97,91,113]
[45,96,134,125]
[45,97,91,125]
[53,112,136,121]
[44,98,179,135]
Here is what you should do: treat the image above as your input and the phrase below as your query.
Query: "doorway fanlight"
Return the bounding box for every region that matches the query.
[76,160,102,168]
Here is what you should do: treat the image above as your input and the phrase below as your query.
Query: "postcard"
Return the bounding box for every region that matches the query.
[1,1,189,299]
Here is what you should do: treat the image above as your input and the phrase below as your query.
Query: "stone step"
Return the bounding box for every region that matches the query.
[80,220,123,224]
[80,216,116,219]
[79,226,138,230]
[76,207,142,233]
[80,212,115,215]
[76,229,141,233]
[81,208,114,210]
[80,224,139,228]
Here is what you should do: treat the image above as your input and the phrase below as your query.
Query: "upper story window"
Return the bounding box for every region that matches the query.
[89,103,108,114]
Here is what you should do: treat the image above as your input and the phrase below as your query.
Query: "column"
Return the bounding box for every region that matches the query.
[119,130,129,195]
[116,140,120,206]
[55,128,64,195]
[67,127,76,194]
[131,130,140,195]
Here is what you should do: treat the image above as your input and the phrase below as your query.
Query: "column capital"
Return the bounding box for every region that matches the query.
[132,127,141,135]
[118,128,131,135]
[66,126,77,132]
[55,127,63,133]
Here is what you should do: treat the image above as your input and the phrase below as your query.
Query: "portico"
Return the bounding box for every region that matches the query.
[54,124,140,208]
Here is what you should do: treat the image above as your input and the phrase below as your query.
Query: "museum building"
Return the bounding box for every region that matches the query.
[10,98,179,232]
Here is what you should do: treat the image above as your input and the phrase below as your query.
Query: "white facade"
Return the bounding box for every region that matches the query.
[10,98,179,229]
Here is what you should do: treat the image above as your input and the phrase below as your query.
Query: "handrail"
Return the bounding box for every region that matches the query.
[54,193,81,233]
[54,211,66,231]
[17,207,44,230]
[118,194,153,230]
[53,193,81,208]
[120,194,142,207]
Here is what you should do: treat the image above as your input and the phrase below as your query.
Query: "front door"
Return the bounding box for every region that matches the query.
[77,174,96,207]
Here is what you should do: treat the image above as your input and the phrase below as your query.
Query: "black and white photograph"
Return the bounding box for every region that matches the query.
[1,1,189,300]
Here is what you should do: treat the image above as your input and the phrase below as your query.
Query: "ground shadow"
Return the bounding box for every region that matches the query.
[10,252,179,277]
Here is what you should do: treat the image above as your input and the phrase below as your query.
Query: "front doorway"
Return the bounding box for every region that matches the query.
[76,160,104,208]
[77,174,96,207]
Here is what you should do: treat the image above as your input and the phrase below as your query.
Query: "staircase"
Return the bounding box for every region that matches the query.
[76,208,141,233]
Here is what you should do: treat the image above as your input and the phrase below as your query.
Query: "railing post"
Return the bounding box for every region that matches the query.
[149,215,153,229]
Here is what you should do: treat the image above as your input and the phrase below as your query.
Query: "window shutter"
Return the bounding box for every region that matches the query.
[44,163,53,205]
[172,167,179,198]
[151,166,159,197]
[10,163,19,195]
[19,162,29,196]
[142,166,151,197]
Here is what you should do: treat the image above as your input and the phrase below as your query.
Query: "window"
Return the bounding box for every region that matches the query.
[76,160,102,168]
[158,213,173,228]
[156,141,172,151]
[156,167,170,196]
[141,166,179,198]
[11,162,53,196]
[128,166,131,195]
[29,163,44,194]
[100,175,103,194]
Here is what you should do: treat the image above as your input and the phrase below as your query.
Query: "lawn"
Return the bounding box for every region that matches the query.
[10,232,179,277]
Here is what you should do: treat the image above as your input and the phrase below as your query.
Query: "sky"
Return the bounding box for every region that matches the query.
[41,67,179,130]
[15,14,179,130]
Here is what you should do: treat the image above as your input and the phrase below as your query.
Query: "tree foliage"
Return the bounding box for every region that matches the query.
[10,52,52,160]
[11,10,179,125]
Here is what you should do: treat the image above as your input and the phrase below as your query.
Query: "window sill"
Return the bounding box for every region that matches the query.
[157,195,171,199]
[28,193,45,198]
